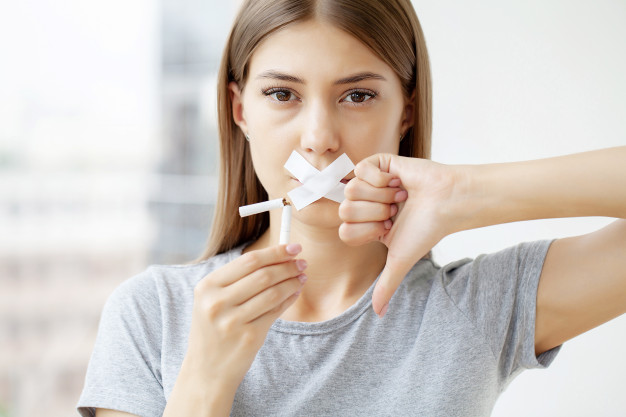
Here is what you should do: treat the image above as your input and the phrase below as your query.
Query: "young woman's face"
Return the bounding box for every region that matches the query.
[230,18,413,227]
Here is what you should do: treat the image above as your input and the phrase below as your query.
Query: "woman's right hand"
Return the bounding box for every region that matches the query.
[185,243,307,391]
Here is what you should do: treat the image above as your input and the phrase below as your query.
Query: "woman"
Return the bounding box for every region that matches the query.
[78,0,626,416]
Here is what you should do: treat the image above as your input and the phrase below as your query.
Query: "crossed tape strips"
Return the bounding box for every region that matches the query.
[284,151,355,210]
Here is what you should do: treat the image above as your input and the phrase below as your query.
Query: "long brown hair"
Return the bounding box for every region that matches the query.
[194,0,432,262]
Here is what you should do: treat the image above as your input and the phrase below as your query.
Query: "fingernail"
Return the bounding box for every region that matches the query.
[389,178,401,187]
[296,259,307,271]
[297,274,307,284]
[294,289,302,296]
[394,190,408,202]
[379,302,389,318]
[286,243,302,255]
[390,204,398,217]
[384,219,392,229]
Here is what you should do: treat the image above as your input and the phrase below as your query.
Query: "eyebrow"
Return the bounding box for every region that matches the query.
[255,70,387,85]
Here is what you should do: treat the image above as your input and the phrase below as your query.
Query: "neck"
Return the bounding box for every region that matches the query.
[244,208,387,322]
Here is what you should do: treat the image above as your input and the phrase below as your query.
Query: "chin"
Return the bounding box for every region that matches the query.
[293,199,342,228]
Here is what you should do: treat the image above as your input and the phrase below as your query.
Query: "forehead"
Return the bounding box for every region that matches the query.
[247,19,395,81]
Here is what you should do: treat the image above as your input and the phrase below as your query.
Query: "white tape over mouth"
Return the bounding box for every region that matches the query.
[284,151,355,210]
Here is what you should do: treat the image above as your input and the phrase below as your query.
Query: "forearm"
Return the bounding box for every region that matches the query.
[163,357,237,417]
[455,146,626,231]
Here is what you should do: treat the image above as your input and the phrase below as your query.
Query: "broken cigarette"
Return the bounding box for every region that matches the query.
[238,198,291,244]
[279,203,292,245]
[239,198,285,217]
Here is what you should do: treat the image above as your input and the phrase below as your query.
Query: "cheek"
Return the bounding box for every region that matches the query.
[341,112,401,157]
[243,105,294,188]
[248,142,292,195]
[245,94,297,131]
[249,143,278,177]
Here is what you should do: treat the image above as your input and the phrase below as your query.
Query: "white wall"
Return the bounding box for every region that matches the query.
[416,1,626,415]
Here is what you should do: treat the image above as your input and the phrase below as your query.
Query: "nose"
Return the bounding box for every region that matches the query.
[299,99,340,155]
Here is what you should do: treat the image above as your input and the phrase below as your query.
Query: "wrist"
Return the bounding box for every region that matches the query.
[164,356,238,417]
[448,163,511,232]
[181,354,240,396]
[452,160,563,231]
[443,147,626,234]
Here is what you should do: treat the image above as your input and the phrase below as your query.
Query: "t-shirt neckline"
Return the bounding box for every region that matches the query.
[230,242,381,335]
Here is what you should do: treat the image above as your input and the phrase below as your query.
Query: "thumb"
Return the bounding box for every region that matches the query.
[354,153,399,187]
[372,254,415,318]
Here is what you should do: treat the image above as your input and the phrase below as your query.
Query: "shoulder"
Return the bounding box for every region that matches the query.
[106,247,244,314]
[426,239,555,340]
[396,239,554,316]
[435,239,554,289]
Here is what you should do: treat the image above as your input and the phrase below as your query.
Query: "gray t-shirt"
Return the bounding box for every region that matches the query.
[77,239,561,417]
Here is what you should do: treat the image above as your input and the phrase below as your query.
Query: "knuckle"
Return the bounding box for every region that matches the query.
[343,180,359,199]
[338,223,352,241]
[216,315,237,333]
[374,176,387,187]
[338,223,361,246]
[338,203,347,220]
[266,287,282,304]
[256,269,273,287]
[205,298,225,320]
[241,252,261,270]
[338,202,353,220]
[193,281,207,298]
[354,161,367,178]
[194,272,218,295]
[240,329,258,347]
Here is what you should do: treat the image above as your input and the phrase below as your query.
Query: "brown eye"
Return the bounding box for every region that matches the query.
[343,90,376,104]
[262,88,297,102]
[349,92,366,103]
[275,91,291,101]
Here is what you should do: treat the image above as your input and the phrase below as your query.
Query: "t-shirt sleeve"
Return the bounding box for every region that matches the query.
[440,239,561,383]
[77,267,166,417]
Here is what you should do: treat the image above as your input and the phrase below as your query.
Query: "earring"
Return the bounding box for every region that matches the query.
[400,132,405,142]
[245,133,250,142]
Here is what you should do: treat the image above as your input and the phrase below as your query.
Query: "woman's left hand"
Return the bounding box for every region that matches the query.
[339,153,469,317]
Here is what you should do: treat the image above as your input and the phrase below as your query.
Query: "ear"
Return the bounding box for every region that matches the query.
[229,81,248,133]
[400,89,416,134]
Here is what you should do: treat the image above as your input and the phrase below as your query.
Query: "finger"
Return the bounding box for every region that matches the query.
[372,254,416,318]
[354,154,397,188]
[227,259,307,305]
[212,243,302,287]
[373,206,434,318]
[239,275,305,323]
[253,290,301,330]
[339,200,397,223]
[339,221,390,246]
[344,178,407,203]
[388,178,402,188]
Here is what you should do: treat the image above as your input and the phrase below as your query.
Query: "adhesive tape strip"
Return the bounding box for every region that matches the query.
[284,151,346,203]
[285,151,355,210]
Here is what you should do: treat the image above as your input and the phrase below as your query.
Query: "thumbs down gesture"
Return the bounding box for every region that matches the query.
[339,153,468,318]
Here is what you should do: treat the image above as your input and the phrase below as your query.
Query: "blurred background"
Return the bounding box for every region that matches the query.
[0,0,624,416]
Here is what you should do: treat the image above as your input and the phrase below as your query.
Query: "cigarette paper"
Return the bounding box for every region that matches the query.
[239,198,285,217]
[279,204,292,244]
